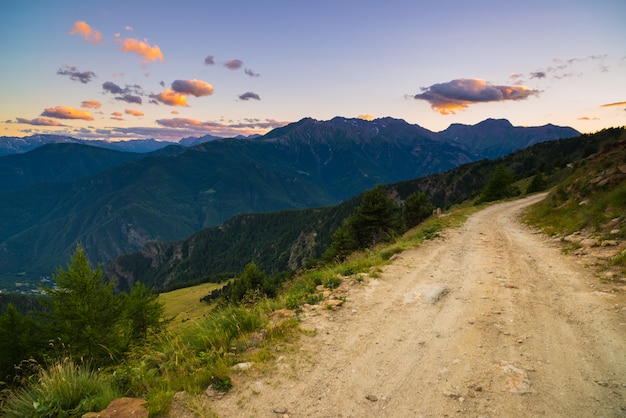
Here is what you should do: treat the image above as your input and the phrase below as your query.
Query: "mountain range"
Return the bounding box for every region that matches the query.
[0,133,225,156]
[0,117,578,287]
[107,128,609,292]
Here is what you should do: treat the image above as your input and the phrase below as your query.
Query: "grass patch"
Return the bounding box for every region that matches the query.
[2,358,121,418]
[109,300,300,416]
[158,281,227,326]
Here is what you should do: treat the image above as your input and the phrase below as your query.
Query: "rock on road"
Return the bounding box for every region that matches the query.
[210,193,626,417]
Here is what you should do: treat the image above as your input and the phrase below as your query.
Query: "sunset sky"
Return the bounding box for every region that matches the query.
[1,0,624,142]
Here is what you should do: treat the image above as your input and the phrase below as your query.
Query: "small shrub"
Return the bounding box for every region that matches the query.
[380,247,402,261]
[209,375,232,393]
[187,306,265,354]
[322,276,342,290]
[614,248,626,268]
[285,293,304,310]
[145,388,175,416]
[1,358,121,418]
[305,292,324,305]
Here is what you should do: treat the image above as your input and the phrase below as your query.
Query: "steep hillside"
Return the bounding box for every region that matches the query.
[106,203,358,291]
[106,128,618,292]
[524,127,626,280]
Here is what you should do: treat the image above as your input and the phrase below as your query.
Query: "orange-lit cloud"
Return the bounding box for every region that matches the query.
[16,117,66,126]
[111,111,123,121]
[81,100,101,109]
[69,21,103,45]
[125,109,144,117]
[117,38,164,63]
[600,101,626,109]
[358,114,373,121]
[412,78,539,114]
[41,106,94,121]
[171,79,214,97]
[171,110,179,115]
[150,89,189,106]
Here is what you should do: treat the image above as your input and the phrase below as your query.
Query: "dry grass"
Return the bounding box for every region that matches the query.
[158,282,227,327]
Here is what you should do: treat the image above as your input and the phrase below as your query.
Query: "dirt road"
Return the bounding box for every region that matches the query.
[211,194,626,417]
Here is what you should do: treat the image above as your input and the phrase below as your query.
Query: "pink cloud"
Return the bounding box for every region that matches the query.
[413,78,539,115]
[171,79,214,97]
[81,100,102,109]
[16,117,66,126]
[223,59,243,70]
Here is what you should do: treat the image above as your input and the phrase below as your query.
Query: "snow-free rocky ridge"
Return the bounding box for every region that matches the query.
[172,193,626,417]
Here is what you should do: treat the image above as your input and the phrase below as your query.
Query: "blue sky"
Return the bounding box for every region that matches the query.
[1,0,624,141]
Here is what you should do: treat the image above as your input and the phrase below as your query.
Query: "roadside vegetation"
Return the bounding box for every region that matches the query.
[1,127,624,416]
[0,185,454,417]
[524,127,626,278]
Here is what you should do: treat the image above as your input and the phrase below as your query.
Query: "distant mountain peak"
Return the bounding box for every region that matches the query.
[475,118,514,128]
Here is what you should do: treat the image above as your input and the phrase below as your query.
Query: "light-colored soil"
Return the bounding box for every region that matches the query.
[201,194,626,417]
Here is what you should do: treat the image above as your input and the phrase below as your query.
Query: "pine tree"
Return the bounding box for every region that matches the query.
[230,262,265,303]
[0,303,41,381]
[477,164,519,203]
[403,191,434,229]
[42,245,123,364]
[351,184,402,248]
[526,172,548,194]
[324,184,403,261]
[121,281,165,342]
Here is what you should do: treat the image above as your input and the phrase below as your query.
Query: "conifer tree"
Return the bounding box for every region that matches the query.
[121,281,165,341]
[0,303,40,381]
[526,172,548,194]
[230,262,265,303]
[477,164,519,203]
[42,245,123,364]
[403,191,434,229]
[325,184,403,260]
[351,184,401,248]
